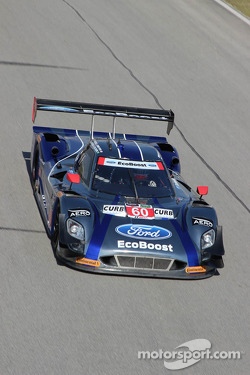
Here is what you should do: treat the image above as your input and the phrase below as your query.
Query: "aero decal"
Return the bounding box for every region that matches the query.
[85,196,120,260]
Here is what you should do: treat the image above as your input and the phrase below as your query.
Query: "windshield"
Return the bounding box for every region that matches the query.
[92,158,174,198]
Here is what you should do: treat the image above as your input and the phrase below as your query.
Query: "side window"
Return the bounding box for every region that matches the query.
[78,148,94,185]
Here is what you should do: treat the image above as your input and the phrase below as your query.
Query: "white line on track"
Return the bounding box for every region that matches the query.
[213,0,250,25]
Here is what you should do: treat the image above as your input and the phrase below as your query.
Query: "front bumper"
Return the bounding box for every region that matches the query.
[55,246,219,279]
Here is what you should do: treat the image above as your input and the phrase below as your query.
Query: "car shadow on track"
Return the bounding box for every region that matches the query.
[22,151,32,185]
[22,151,64,266]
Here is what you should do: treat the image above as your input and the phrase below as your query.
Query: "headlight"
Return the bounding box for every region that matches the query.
[201,229,215,250]
[67,218,84,240]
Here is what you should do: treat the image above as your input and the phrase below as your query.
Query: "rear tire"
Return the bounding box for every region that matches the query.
[32,146,40,193]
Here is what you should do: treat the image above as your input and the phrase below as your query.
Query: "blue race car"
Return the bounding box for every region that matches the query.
[31,98,224,279]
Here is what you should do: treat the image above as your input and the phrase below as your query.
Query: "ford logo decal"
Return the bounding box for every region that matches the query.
[115,224,172,240]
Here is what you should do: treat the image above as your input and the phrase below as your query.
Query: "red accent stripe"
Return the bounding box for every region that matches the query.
[97,156,105,165]
[156,161,164,170]
[32,97,37,123]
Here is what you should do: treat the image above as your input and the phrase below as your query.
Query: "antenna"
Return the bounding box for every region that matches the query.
[90,115,95,140]
[112,117,116,139]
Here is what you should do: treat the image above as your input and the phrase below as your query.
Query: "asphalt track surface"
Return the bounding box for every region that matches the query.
[0,1,249,374]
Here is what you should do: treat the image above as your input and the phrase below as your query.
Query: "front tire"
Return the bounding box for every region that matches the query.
[51,207,60,253]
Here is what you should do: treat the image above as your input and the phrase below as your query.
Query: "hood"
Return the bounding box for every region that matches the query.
[84,196,199,266]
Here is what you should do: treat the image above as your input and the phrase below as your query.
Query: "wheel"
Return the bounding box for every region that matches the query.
[32,146,40,193]
[51,207,60,253]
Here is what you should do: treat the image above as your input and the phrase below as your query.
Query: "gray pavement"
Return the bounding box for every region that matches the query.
[0,1,249,374]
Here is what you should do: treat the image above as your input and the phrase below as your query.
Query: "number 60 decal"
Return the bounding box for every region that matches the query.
[126,205,154,219]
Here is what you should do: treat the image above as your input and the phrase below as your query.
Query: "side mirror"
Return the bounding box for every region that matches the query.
[66,172,80,185]
[197,185,208,198]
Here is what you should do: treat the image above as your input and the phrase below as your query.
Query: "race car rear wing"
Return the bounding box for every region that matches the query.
[32,97,175,136]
